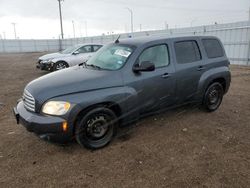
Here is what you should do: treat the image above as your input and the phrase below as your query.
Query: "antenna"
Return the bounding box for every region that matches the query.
[115,35,121,43]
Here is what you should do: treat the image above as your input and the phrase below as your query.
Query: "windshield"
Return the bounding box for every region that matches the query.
[61,45,80,54]
[86,44,134,70]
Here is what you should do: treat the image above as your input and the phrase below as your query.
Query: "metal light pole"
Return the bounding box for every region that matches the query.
[72,20,76,38]
[11,23,17,39]
[190,19,196,27]
[125,7,134,33]
[79,24,82,37]
[248,7,250,21]
[58,0,64,39]
[164,21,168,30]
[3,32,6,39]
[85,21,88,37]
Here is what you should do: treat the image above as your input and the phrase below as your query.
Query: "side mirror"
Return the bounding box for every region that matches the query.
[73,51,80,55]
[133,61,155,72]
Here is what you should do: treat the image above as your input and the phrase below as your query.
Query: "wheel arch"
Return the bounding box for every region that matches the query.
[207,77,226,92]
[73,101,122,134]
[55,60,69,67]
[198,66,230,99]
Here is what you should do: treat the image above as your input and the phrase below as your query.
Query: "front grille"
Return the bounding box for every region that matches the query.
[23,89,35,112]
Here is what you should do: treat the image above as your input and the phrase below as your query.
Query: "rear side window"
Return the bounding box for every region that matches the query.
[202,39,224,58]
[93,45,102,52]
[175,41,201,64]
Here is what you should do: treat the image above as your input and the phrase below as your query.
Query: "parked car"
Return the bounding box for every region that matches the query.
[14,36,231,149]
[37,44,103,71]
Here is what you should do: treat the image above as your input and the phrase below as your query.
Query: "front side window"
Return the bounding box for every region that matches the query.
[202,39,224,58]
[175,41,201,64]
[61,45,80,54]
[86,44,134,70]
[78,45,92,53]
[138,44,169,68]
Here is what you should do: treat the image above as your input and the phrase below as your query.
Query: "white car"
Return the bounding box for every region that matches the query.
[37,43,103,71]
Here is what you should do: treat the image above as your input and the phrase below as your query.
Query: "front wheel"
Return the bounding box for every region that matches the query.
[53,61,68,71]
[75,107,117,149]
[203,82,224,112]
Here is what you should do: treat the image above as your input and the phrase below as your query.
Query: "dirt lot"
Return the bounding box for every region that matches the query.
[0,53,249,188]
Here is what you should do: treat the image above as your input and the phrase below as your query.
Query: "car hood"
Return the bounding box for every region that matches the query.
[39,52,70,60]
[25,66,123,104]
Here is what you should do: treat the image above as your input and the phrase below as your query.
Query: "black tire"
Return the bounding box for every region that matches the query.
[75,107,117,149]
[203,82,224,112]
[53,61,68,71]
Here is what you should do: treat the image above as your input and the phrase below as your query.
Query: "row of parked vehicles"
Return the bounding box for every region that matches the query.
[14,35,231,149]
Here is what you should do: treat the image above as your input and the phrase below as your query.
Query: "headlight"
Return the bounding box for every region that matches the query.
[42,59,53,64]
[42,101,71,116]
[41,60,48,63]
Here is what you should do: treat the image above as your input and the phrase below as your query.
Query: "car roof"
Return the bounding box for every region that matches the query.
[77,43,103,47]
[118,35,219,47]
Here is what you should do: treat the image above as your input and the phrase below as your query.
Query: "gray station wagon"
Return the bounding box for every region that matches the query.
[13,36,231,149]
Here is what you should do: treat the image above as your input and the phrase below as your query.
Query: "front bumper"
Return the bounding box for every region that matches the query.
[36,61,53,71]
[13,101,72,143]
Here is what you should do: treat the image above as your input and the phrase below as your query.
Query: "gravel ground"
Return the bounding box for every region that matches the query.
[0,53,249,188]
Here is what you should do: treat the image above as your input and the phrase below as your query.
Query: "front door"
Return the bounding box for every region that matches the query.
[129,43,176,114]
[71,45,93,66]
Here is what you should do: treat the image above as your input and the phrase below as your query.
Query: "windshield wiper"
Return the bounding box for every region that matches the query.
[78,62,102,70]
[86,64,102,70]
[78,62,86,67]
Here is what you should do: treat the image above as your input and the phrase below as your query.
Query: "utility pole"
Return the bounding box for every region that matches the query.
[248,7,250,21]
[124,24,128,33]
[58,0,64,39]
[125,8,134,33]
[247,7,250,65]
[11,23,17,39]
[3,32,6,39]
[139,24,142,32]
[72,20,76,38]
[79,25,82,37]
[190,19,196,27]
[164,21,168,30]
[85,21,88,37]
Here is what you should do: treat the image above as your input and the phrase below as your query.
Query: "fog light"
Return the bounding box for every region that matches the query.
[62,121,68,132]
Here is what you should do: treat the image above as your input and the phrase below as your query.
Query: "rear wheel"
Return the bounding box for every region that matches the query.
[203,82,224,112]
[53,61,68,71]
[75,107,117,149]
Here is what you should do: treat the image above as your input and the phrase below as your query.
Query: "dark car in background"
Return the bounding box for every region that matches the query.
[14,36,231,149]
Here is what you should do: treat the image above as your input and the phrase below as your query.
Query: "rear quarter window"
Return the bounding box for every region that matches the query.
[202,39,224,58]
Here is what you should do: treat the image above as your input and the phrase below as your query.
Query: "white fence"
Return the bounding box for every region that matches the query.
[0,20,250,65]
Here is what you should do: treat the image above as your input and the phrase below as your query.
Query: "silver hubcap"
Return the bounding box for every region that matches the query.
[56,63,66,70]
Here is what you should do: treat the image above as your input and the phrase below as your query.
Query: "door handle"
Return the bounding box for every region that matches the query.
[162,73,170,78]
[197,66,205,71]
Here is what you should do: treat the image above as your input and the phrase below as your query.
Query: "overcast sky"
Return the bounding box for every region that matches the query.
[0,0,249,39]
